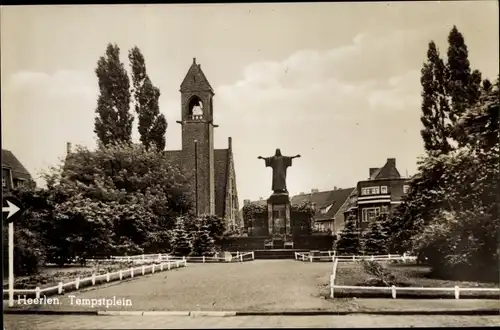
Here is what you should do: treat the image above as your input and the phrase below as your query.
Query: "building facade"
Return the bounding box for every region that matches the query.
[290,188,354,235]
[2,149,33,194]
[344,158,410,232]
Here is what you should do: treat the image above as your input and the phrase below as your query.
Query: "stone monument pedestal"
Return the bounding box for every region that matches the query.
[267,192,291,238]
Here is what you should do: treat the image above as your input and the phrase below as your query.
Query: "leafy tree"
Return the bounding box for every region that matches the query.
[191,225,216,256]
[336,217,361,255]
[129,46,167,151]
[42,142,192,261]
[420,41,453,154]
[363,215,389,255]
[94,43,133,146]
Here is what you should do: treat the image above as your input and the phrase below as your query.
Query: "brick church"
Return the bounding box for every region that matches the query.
[165,58,241,231]
[66,58,241,231]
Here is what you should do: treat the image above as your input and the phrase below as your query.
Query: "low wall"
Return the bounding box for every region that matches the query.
[220,235,335,252]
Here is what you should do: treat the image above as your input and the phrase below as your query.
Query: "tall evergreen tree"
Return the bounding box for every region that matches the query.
[336,217,361,255]
[363,216,388,255]
[129,46,167,151]
[420,41,452,154]
[446,26,482,125]
[94,43,133,146]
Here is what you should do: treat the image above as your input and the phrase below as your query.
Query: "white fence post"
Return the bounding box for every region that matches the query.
[106,273,110,282]
[352,255,355,261]
[309,255,313,262]
[203,256,206,263]
[454,286,460,299]
[91,274,96,285]
[58,282,63,294]
[176,260,180,267]
[391,285,396,299]
[75,277,80,289]
[403,253,407,263]
[142,254,145,261]
[130,268,134,278]
[182,256,186,263]
[119,270,123,280]
[330,275,334,298]
[35,287,40,299]
[142,265,145,275]
[160,263,164,271]
[152,264,155,273]
[167,262,171,270]
[240,254,243,262]
[252,251,255,260]
[371,255,374,261]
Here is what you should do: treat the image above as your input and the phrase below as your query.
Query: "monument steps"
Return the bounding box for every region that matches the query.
[253,249,308,260]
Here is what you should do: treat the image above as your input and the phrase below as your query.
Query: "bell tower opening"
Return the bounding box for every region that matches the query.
[188,96,204,120]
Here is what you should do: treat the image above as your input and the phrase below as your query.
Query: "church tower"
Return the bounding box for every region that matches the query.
[178,58,216,215]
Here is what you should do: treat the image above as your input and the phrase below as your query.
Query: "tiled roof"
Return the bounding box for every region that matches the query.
[214,149,229,218]
[2,149,32,180]
[180,59,214,93]
[291,188,355,221]
[373,158,401,180]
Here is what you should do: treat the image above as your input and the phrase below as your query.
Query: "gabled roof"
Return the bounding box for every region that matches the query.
[2,149,32,180]
[180,58,214,93]
[291,188,355,221]
[373,158,401,180]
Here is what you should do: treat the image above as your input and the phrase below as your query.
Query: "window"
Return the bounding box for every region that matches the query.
[2,178,6,188]
[381,205,389,214]
[403,185,410,194]
[361,186,380,195]
[320,208,327,214]
[16,179,26,188]
[361,207,380,222]
[381,186,388,194]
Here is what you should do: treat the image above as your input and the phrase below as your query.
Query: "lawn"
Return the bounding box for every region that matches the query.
[2,260,170,300]
[332,261,499,299]
[7,260,358,312]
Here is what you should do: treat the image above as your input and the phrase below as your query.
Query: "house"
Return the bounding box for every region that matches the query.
[290,187,354,235]
[66,58,241,231]
[345,158,411,232]
[2,149,33,193]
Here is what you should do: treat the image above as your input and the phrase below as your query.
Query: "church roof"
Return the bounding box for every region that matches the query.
[180,58,214,93]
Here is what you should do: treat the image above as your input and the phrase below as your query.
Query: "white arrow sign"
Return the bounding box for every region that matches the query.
[2,200,20,219]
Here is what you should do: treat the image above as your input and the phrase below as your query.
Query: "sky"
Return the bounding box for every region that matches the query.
[1,2,499,205]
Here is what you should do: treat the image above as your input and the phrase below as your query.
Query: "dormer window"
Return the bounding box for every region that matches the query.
[320,204,333,214]
[381,186,388,194]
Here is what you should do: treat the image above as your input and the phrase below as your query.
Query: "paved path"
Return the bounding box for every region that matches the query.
[4,314,500,329]
[9,260,344,312]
